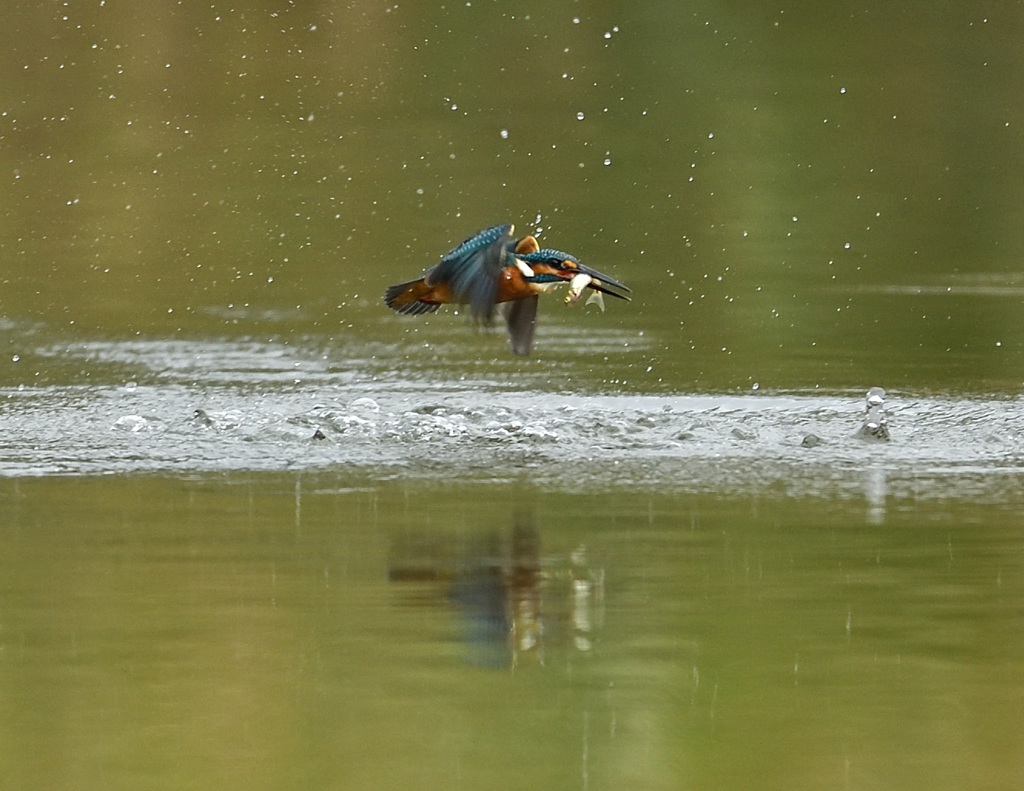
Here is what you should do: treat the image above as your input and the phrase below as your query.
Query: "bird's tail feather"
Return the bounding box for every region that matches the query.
[384,280,441,315]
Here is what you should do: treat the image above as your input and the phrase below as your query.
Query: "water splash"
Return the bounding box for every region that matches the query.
[1,338,1021,501]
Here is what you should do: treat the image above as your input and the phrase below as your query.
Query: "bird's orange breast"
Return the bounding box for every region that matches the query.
[495,267,539,303]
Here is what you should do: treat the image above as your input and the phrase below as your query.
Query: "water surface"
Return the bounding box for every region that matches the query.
[1,333,1021,504]
[2,474,1022,790]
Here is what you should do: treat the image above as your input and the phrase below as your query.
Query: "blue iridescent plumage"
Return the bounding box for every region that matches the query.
[427,224,516,323]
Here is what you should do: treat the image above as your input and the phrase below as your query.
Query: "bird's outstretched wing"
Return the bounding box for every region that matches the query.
[425,224,515,323]
[501,295,539,356]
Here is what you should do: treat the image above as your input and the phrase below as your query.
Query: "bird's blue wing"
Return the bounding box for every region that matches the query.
[442,224,513,263]
[425,224,514,323]
[502,295,538,356]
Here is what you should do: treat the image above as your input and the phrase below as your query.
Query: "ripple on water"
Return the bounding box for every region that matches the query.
[1,337,1021,501]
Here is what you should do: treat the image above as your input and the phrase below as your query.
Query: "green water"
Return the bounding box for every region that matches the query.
[2,1,1023,788]
[2,476,1022,790]
[4,0,1022,392]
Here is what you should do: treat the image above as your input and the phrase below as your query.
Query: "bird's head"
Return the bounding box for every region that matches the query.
[515,243,632,302]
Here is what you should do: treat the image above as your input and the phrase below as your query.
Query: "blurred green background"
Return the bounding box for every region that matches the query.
[3,0,1022,391]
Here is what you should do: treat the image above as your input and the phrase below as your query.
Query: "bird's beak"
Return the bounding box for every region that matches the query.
[574,263,632,301]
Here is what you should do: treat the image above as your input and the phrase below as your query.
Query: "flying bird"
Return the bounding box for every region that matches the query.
[384,224,630,355]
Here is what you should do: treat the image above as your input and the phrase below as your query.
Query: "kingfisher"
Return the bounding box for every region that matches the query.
[384,224,631,355]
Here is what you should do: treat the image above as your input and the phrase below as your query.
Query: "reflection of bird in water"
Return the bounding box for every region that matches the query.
[387,514,603,669]
[449,532,512,668]
[506,519,542,659]
[384,224,630,356]
[447,520,543,668]
[857,386,890,441]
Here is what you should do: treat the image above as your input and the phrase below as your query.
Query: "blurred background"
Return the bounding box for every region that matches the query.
[2,0,1022,391]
